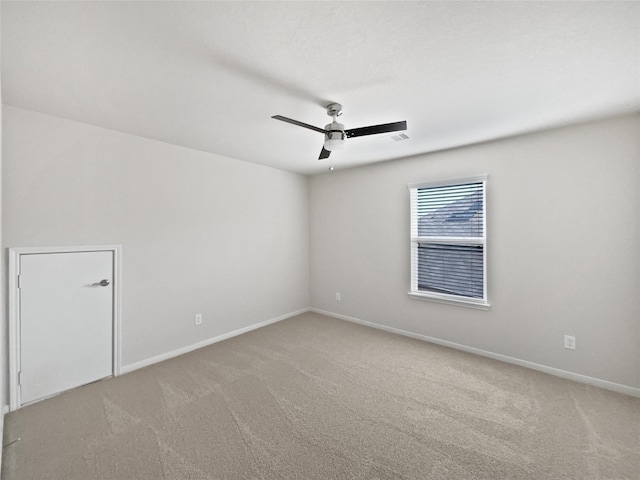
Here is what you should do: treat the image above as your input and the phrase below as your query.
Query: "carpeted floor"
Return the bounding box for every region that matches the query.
[2,312,639,479]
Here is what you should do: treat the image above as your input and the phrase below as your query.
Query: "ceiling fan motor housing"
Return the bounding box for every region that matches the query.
[324,122,345,151]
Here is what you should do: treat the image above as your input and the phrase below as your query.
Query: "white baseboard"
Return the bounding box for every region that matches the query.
[311,308,640,398]
[121,308,309,375]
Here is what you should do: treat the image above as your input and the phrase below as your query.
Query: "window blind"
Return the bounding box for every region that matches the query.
[410,178,487,305]
[417,244,484,298]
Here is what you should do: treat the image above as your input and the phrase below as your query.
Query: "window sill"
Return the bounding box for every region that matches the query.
[407,292,491,311]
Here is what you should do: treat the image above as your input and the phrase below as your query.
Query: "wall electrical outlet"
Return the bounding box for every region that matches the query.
[335,292,341,302]
[564,335,576,350]
[194,313,203,326]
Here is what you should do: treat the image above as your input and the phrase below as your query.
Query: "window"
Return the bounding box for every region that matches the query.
[408,176,489,309]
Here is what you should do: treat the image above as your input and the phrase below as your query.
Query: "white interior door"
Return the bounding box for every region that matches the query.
[19,251,114,405]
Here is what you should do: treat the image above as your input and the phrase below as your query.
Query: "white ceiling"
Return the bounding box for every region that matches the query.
[2,1,639,175]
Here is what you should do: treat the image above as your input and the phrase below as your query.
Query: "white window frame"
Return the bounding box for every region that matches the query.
[408,175,490,310]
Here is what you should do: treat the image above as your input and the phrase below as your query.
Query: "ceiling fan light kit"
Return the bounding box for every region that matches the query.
[272,102,407,160]
[323,122,345,151]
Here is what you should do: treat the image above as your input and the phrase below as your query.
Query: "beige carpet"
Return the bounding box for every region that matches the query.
[2,312,639,479]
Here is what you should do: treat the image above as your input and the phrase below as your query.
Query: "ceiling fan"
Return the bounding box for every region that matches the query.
[272,103,407,160]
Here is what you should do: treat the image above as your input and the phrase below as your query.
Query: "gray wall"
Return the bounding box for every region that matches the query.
[3,106,639,397]
[3,106,309,368]
[310,114,640,389]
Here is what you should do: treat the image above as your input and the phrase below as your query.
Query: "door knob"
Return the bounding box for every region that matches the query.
[99,279,110,287]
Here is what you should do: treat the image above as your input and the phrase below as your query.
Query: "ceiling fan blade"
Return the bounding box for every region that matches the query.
[345,120,407,138]
[271,115,327,134]
[318,146,331,160]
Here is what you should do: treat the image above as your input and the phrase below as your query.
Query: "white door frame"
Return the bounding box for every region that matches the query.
[8,245,122,411]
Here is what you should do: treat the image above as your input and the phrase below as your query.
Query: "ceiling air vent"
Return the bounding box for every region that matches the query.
[389,133,410,142]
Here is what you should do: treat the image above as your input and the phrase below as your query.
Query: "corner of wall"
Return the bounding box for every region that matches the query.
[0,3,8,415]
[0,5,9,467]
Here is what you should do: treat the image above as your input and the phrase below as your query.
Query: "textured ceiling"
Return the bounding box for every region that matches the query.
[2,1,639,175]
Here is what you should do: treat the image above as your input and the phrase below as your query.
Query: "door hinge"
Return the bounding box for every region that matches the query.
[18,371,22,385]
[17,274,21,289]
